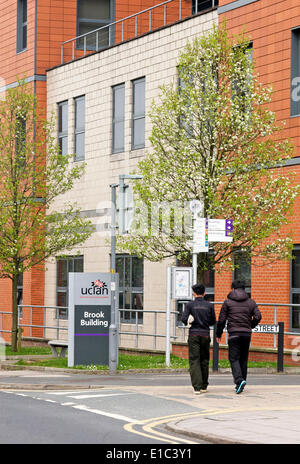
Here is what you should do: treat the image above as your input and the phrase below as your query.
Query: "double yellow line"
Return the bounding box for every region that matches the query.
[124,410,218,444]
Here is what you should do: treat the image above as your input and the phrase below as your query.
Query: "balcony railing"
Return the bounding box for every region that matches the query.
[61,0,183,64]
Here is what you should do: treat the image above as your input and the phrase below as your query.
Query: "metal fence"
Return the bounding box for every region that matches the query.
[61,0,180,64]
[0,302,299,350]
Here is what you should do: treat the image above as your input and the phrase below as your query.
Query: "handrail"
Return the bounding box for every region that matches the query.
[61,0,178,64]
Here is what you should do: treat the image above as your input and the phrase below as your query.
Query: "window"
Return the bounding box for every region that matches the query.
[116,255,144,324]
[233,250,251,297]
[17,273,23,319]
[58,101,68,157]
[192,0,218,14]
[112,84,125,153]
[74,96,85,161]
[232,43,253,114]
[56,256,83,318]
[291,28,300,117]
[132,78,145,150]
[178,67,194,137]
[15,115,26,167]
[17,0,27,53]
[291,247,300,330]
[77,0,113,50]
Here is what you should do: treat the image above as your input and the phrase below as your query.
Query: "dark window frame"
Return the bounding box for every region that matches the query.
[76,0,114,51]
[74,95,85,161]
[112,83,125,154]
[131,77,145,150]
[290,245,300,331]
[56,255,84,319]
[17,0,27,53]
[192,0,219,14]
[233,249,251,297]
[291,27,300,117]
[116,254,144,324]
[58,101,68,157]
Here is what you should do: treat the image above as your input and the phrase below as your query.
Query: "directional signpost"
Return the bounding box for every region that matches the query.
[190,200,234,283]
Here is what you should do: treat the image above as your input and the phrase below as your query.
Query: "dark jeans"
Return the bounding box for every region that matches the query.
[188,335,210,391]
[228,334,251,386]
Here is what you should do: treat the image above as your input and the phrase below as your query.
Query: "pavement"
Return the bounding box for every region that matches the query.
[1,359,300,444]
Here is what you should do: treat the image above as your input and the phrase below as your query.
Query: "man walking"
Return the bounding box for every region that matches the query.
[216,280,262,394]
[181,284,216,394]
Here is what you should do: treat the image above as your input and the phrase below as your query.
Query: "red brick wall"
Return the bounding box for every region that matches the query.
[214,0,300,349]
[172,342,300,367]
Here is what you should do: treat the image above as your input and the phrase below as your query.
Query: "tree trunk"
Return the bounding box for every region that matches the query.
[11,275,18,352]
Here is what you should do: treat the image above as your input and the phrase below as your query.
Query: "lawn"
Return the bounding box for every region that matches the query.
[7,345,279,370]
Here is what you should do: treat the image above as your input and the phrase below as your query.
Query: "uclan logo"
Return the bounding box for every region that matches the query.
[81,280,109,296]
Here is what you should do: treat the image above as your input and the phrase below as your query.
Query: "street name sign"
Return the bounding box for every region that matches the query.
[252,324,279,333]
[68,272,116,367]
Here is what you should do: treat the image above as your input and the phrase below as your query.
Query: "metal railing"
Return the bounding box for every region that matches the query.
[0,305,68,341]
[61,0,180,64]
[0,302,299,351]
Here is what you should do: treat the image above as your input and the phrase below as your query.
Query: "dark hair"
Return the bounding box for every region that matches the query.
[231,279,245,290]
[192,283,205,295]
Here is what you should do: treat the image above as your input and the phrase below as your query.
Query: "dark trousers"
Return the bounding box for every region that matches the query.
[188,335,210,391]
[228,334,251,386]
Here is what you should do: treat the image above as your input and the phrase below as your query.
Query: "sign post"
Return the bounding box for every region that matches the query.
[68,272,117,367]
[166,267,193,366]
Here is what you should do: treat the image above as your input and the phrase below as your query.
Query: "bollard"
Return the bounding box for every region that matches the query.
[277,322,284,372]
[17,327,24,352]
[212,324,219,372]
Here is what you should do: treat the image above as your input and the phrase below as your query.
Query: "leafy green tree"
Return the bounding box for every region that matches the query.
[118,23,299,275]
[0,81,94,351]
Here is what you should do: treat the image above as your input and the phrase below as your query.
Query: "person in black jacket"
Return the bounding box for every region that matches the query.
[181,283,216,394]
[216,280,262,394]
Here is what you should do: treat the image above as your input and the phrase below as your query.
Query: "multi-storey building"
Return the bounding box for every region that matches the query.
[2,0,299,360]
[0,0,218,343]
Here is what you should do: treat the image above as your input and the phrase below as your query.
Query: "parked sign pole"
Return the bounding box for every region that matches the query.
[166,266,172,367]
[109,183,119,375]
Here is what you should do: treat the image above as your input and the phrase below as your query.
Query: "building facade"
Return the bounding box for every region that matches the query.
[1,0,300,356]
[46,9,218,351]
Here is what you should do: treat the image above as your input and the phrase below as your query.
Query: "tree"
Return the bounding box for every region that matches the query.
[118,23,300,275]
[0,81,94,351]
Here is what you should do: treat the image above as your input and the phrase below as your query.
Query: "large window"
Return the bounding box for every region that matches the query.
[56,256,84,318]
[192,0,218,14]
[116,255,144,324]
[58,101,68,157]
[291,247,300,330]
[233,250,251,296]
[132,77,145,150]
[17,0,27,53]
[112,84,125,153]
[291,28,300,117]
[77,0,113,50]
[74,96,85,161]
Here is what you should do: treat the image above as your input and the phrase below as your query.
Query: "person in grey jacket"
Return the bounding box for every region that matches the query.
[216,280,262,394]
[181,283,216,394]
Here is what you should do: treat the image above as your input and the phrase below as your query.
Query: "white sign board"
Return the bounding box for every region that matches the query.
[206,218,233,243]
[252,324,279,334]
[172,267,193,300]
[193,218,208,252]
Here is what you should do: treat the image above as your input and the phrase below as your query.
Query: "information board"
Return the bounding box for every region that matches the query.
[68,272,116,367]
